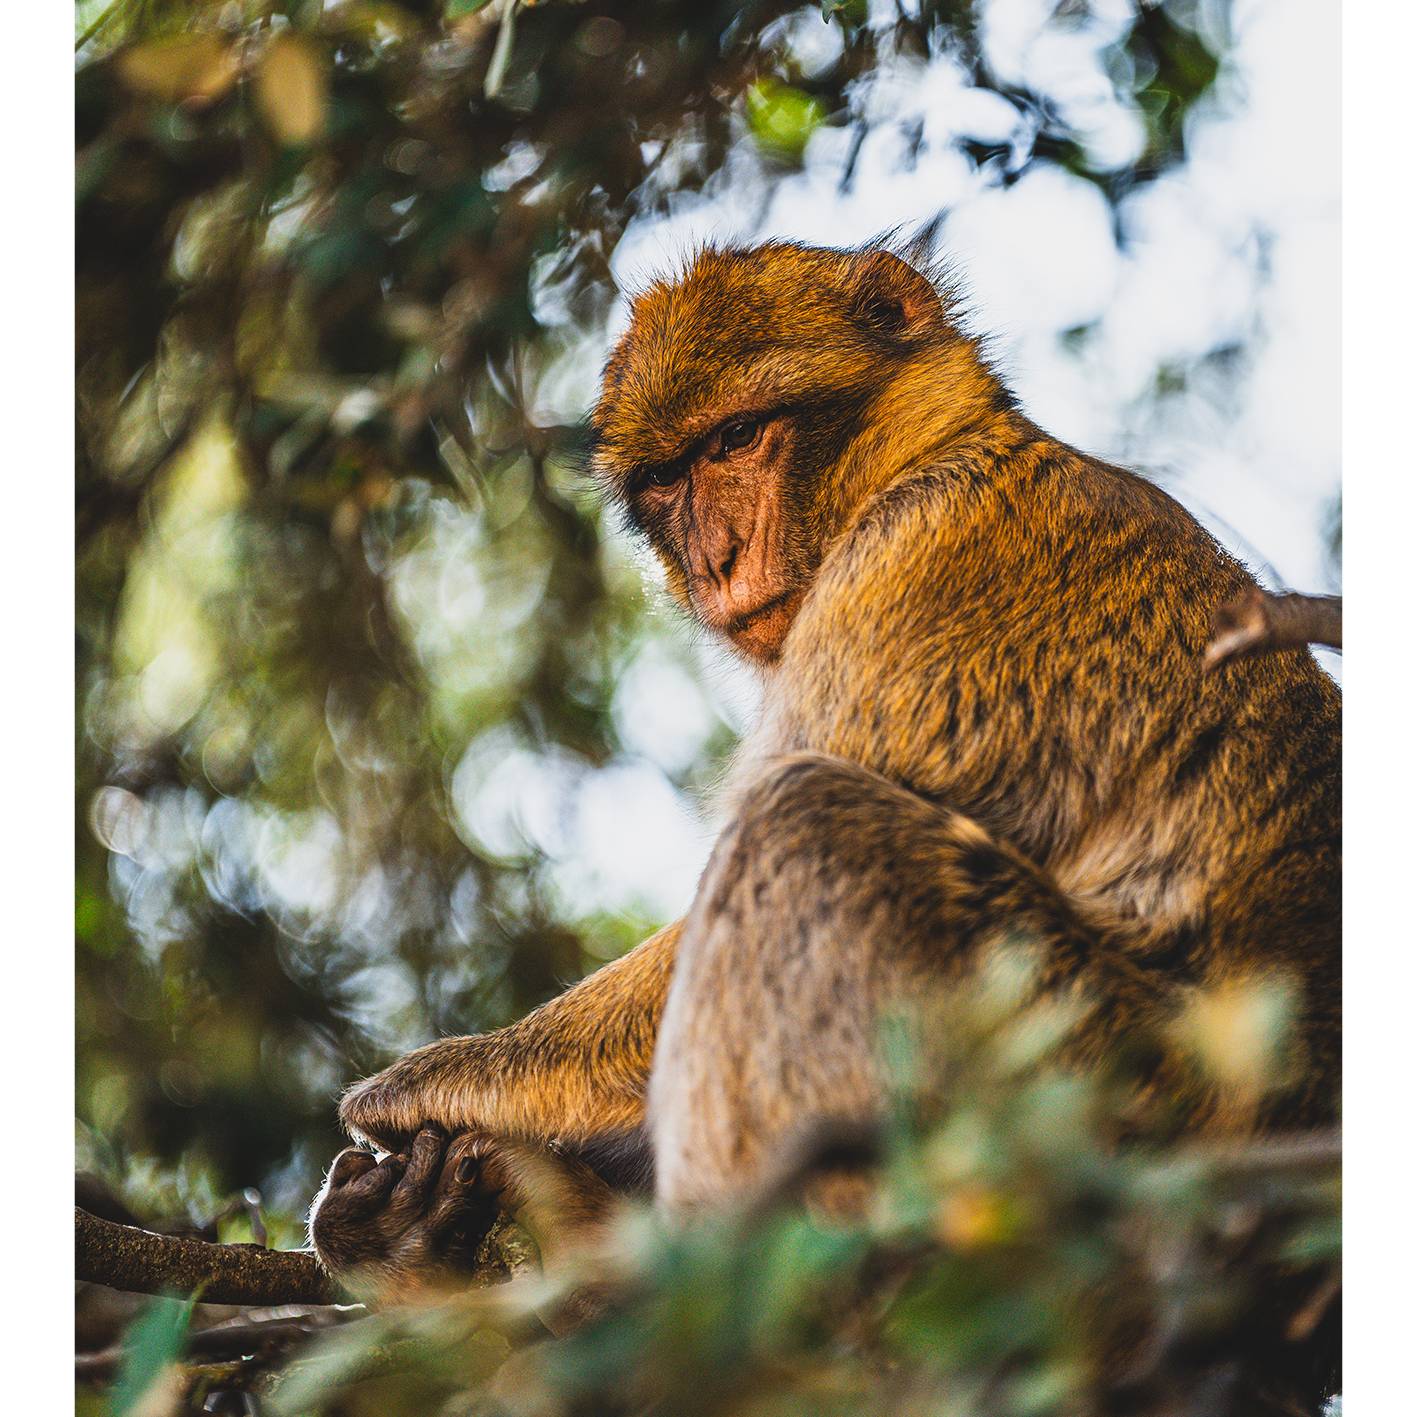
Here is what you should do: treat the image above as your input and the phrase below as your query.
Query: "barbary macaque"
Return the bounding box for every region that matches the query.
[310,240,1339,1380]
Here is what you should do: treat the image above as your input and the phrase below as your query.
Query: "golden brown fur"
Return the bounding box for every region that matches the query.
[310,241,1339,1361]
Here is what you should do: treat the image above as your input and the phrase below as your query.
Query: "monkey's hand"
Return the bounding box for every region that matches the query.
[309,1125,615,1306]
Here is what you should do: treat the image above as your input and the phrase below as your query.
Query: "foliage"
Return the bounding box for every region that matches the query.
[110,1294,196,1416]
[265,955,1338,1417]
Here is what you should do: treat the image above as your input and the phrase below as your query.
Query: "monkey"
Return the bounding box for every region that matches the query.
[309,240,1339,1386]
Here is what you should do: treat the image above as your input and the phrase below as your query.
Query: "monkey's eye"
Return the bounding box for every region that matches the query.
[644,464,684,490]
[719,417,761,455]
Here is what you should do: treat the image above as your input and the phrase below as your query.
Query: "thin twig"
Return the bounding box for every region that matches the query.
[1286,1268,1342,1343]
[1167,1130,1341,1180]
[1204,588,1342,670]
[75,1310,358,1383]
[483,0,520,100]
[75,0,126,53]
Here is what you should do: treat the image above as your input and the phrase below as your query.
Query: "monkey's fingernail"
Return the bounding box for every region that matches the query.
[456,1156,479,1184]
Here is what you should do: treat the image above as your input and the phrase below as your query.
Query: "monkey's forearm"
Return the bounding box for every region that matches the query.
[339,921,681,1149]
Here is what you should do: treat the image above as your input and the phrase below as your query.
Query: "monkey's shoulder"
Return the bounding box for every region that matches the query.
[769,438,1336,815]
[798,441,1244,659]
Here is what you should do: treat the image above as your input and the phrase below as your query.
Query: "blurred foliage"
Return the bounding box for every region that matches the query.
[74,4,1340,1413]
[100,953,1337,1416]
[77,0,1238,1222]
[109,1294,196,1417]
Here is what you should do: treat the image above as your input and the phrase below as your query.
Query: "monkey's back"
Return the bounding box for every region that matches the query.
[756,426,1339,1113]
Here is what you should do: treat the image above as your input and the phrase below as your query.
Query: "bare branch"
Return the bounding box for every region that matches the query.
[76,1207,341,1306]
[1171,1129,1341,1180]
[1204,589,1342,671]
[75,1310,359,1384]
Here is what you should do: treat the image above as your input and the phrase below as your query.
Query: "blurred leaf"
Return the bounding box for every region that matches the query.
[746,79,827,164]
[109,1296,193,1417]
[1173,972,1299,1104]
[255,33,329,148]
[115,34,237,105]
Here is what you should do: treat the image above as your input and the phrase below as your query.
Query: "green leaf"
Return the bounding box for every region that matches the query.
[109,1296,194,1417]
[447,0,495,18]
[746,80,826,165]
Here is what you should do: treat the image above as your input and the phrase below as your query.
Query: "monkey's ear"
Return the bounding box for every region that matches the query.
[850,250,944,341]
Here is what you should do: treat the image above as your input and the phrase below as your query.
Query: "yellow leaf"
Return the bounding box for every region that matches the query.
[255,33,328,146]
[1173,972,1299,1104]
[116,35,238,106]
[934,1183,1017,1253]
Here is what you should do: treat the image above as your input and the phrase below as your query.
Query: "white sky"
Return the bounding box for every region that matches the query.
[614,0,1338,590]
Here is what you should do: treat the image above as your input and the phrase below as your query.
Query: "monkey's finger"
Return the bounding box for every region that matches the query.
[449,1140,605,1258]
[389,1124,448,1211]
[343,1154,405,1205]
[327,1147,378,1190]
[356,1124,415,1156]
[426,1135,505,1232]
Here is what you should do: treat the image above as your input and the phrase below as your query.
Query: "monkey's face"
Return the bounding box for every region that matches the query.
[590,242,951,664]
[605,403,812,663]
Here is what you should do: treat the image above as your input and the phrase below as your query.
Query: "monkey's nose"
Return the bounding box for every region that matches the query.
[696,532,740,591]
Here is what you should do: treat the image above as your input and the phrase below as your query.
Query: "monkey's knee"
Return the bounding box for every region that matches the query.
[706,754,941,914]
[716,752,938,866]
[650,756,1083,1212]
[707,752,1052,953]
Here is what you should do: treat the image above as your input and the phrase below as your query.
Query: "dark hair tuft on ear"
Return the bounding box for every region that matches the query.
[857,291,907,335]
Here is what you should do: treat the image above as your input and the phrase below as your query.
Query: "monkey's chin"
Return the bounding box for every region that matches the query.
[724,588,804,665]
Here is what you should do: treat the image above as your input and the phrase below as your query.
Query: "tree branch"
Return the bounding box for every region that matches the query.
[76,1207,341,1306]
[75,1310,357,1384]
[1204,589,1342,670]
[1165,1129,1341,1183]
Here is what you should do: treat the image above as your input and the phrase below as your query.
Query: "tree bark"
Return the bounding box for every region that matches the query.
[76,1207,341,1306]
[76,1204,537,1309]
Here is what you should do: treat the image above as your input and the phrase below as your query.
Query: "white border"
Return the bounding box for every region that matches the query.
[2,0,77,1388]
[5,0,1394,1402]
[1342,1,1413,1411]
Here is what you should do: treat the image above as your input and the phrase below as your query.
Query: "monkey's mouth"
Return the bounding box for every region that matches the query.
[721,586,805,662]
[725,588,798,635]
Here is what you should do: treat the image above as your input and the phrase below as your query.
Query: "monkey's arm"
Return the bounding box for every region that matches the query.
[339,920,681,1152]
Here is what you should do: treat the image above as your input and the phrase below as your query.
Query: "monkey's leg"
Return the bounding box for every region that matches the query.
[649,753,1155,1211]
[340,921,681,1154]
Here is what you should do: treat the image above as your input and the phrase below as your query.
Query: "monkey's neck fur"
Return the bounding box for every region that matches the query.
[825,331,1013,544]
